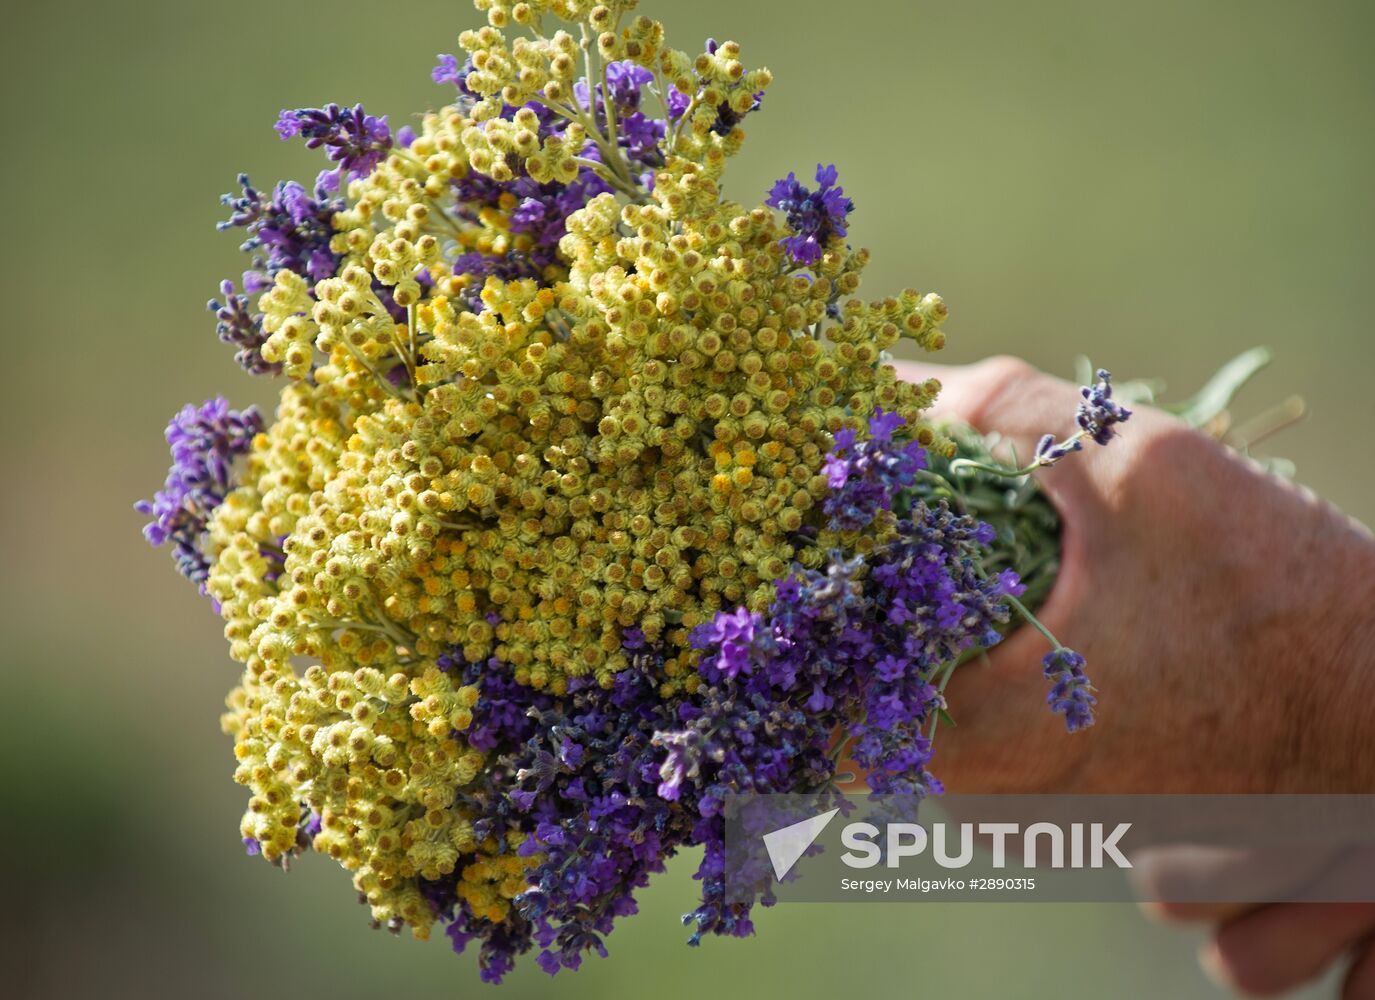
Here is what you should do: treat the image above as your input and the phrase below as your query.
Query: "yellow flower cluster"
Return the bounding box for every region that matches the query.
[206,0,952,939]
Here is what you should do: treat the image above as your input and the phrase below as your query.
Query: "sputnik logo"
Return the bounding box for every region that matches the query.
[761,808,841,880]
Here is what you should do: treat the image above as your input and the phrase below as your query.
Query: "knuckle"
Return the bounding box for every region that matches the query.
[975,354,1037,386]
[963,355,1040,429]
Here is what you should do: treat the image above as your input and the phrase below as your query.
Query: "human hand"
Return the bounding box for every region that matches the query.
[891,357,1375,795]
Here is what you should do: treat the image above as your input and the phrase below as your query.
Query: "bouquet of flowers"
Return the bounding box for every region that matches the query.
[136,0,1129,981]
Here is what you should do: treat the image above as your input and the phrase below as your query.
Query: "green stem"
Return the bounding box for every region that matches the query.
[650,65,675,126]
[1003,592,1064,651]
[439,518,484,531]
[1224,395,1306,450]
[948,457,1031,478]
[397,303,417,386]
[390,148,466,236]
[574,24,636,189]
[949,430,1089,479]
[571,156,642,197]
[670,88,699,150]
[343,340,409,402]
[597,30,620,165]
[927,652,980,746]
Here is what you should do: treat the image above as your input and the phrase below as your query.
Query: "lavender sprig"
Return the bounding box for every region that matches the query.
[765,163,854,267]
[217,174,341,291]
[953,368,1132,478]
[1042,648,1096,732]
[135,398,262,588]
[275,103,393,194]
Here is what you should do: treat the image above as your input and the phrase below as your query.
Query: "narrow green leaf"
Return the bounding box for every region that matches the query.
[1170,347,1273,427]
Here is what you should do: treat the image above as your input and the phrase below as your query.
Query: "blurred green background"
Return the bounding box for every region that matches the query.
[3,0,1371,996]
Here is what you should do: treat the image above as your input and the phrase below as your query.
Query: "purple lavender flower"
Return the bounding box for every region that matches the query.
[135,398,263,588]
[431,54,482,116]
[615,112,667,166]
[275,103,392,194]
[432,53,467,88]
[666,85,691,120]
[460,663,686,980]
[436,64,666,291]
[1032,368,1132,467]
[690,606,764,681]
[765,163,854,266]
[576,60,653,116]
[606,61,653,112]
[996,568,1026,598]
[822,408,927,531]
[1033,432,1083,465]
[449,164,616,292]
[1042,648,1096,732]
[207,280,281,376]
[570,63,666,173]
[653,729,701,801]
[1077,369,1132,445]
[218,174,341,289]
[505,169,613,261]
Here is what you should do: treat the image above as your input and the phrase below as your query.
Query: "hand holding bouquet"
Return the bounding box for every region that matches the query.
[137,0,1131,981]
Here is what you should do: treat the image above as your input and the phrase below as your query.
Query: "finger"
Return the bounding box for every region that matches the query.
[1343,938,1375,1000]
[1201,903,1375,996]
